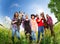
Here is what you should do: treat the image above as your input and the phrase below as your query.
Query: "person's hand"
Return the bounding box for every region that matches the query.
[12,21,17,24]
[38,20,40,22]
[38,19,41,22]
[14,21,17,22]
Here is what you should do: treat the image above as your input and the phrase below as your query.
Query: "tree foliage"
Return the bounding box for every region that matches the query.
[48,0,60,21]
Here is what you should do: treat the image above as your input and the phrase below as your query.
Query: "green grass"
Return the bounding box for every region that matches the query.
[0,22,60,44]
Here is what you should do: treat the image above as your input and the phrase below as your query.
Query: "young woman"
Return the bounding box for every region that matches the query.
[36,12,44,43]
[30,14,38,41]
[41,13,48,29]
[46,14,55,36]
[23,15,32,41]
[11,12,20,43]
[40,13,48,34]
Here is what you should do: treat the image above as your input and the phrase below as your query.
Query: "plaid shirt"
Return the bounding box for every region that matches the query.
[12,18,18,29]
[47,16,53,25]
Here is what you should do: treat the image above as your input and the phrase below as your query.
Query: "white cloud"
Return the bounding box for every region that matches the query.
[28,4,44,14]
[10,3,21,8]
[4,16,12,28]
[49,14,58,24]
[0,16,11,29]
[5,16,11,23]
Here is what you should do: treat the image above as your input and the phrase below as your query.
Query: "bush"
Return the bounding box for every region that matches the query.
[0,22,60,44]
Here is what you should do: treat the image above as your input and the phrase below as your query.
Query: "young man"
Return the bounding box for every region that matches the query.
[23,15,32,42]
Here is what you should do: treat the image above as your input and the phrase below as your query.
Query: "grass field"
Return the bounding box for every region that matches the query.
[0,22,60,44]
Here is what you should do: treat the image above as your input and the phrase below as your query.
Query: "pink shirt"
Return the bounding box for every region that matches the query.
[30,19,38,32]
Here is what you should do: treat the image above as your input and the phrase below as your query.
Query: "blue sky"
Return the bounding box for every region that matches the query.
[0,0,57,24]
[0,0,49,18]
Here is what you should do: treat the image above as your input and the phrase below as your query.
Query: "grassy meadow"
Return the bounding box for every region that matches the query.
[0,22,60,44]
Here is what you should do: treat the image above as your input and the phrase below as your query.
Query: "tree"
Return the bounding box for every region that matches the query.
[48,0,60,21]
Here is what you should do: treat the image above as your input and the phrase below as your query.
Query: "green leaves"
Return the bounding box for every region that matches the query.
[0,22,60,44]
[48,0,60,21]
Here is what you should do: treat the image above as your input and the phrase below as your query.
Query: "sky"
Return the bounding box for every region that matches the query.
[0,0,57,27]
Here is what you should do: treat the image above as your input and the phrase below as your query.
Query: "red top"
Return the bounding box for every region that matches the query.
[36,18,44,26]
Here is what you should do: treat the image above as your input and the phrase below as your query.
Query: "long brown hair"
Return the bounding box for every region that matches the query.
[41,12,48,29]
[14,12,19,18]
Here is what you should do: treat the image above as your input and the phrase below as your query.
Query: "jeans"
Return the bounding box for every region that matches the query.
[31,31,36,40]
[48,24,55,36]
[38,26,44,41]
[12,27,20,39]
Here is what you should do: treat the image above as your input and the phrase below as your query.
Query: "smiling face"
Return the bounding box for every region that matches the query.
[40,12,44,17]
[14,12,19,19]
[31,16,35,19]
[25,15,28,19]
[46,14,49,18]
[31,14,35,19]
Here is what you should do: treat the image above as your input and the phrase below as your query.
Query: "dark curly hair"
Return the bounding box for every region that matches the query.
[31,14,35,18]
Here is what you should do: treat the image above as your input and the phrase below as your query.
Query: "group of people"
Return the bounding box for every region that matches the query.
[11,11,55,43]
